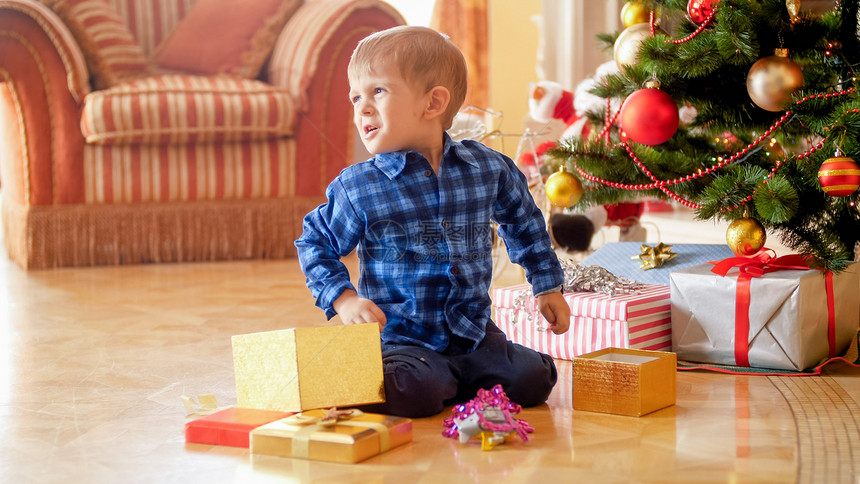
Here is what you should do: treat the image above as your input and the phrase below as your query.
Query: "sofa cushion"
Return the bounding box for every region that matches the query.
[49,0,153,89]
[154,0,302,79]
[81,74,297,144]
[82,138,296,203]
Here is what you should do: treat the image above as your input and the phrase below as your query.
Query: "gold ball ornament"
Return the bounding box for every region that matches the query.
[621,2,650,28]
[614,23,666,75]
[746,49,804,112]
[545,165,583,208]
[726,217,767,256]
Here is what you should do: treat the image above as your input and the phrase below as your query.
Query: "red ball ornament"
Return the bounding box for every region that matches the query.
[818,156,860,197]
[688,0,720,24]
[619,85,679,146]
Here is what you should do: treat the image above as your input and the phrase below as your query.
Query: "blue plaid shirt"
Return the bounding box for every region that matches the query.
[296,134,563,352]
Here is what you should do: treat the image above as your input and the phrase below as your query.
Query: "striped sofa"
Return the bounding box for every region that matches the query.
[0,0,404,269]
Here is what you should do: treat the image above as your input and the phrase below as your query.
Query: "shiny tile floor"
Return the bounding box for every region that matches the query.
[1,213,859,483]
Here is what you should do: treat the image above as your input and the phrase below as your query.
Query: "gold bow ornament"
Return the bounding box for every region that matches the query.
[632,242,677,270]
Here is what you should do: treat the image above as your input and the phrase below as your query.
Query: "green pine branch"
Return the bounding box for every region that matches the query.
[553,0,860,268]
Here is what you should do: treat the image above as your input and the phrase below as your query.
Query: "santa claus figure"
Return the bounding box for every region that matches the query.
[523,72,648,251]
[528,80,590,142]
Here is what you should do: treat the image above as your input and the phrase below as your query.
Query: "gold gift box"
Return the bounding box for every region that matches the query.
[232,323,385,412]
[250,409,412,463]
[573,347,676,417]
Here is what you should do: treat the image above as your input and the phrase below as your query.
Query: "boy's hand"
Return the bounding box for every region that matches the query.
[536,291,570,335]
[332,289,386,331]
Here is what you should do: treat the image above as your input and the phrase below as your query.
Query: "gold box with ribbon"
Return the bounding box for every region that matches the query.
[232,323,385,412]
[250,409,412,463]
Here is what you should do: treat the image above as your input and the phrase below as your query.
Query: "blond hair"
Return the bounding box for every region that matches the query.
[348,26,467,130]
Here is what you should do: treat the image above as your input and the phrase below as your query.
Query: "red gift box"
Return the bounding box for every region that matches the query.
[185,407,293,447]
[492,283,671,360]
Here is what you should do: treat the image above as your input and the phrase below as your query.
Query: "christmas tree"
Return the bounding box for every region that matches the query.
[552,0,860,270]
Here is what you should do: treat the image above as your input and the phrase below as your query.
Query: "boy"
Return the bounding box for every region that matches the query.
[295,26,570,418]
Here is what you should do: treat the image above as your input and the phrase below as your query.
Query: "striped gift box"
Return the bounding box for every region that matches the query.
[492,283,672,361]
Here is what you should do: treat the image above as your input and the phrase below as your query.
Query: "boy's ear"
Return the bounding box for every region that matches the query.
[424,86,451,121]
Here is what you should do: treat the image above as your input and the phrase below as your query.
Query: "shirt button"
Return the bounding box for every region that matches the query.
[451,266,459,274]
[424,170,432,177]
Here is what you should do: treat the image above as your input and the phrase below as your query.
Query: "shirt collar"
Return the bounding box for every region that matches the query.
[373,133,481,180]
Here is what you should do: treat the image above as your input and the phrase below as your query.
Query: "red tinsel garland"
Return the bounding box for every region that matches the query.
[572,88,857,211]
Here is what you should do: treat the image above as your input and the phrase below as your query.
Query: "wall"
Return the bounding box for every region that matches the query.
[487,1,622,159]
[368,2,627,161]
[486,0,542,158]
[540,1,623,91]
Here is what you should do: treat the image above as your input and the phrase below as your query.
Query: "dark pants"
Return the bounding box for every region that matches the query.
[358,322,557,418]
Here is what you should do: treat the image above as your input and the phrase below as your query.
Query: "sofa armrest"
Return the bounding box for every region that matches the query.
[268,0,405,111]
[267,0,405,198]
[0,0,90,101]
[0,0,90,206]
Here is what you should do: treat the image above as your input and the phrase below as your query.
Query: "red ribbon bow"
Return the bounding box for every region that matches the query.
[710,251,836,367]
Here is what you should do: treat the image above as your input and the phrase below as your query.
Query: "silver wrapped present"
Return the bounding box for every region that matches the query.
[670,260,859,371]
